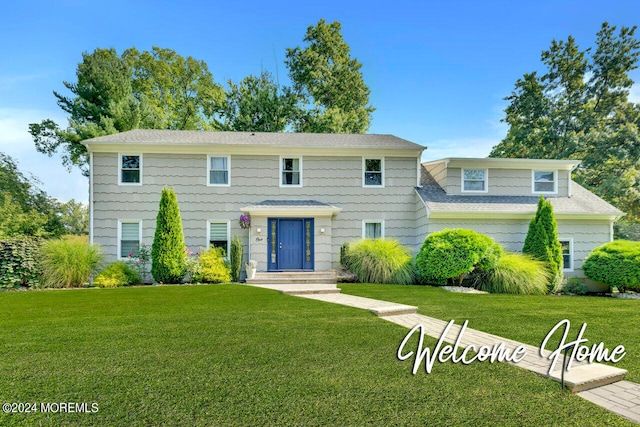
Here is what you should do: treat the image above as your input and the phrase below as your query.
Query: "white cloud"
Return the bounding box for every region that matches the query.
[0,108,86,203]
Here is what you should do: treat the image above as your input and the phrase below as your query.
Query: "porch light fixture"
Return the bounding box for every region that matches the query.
[320,228,325,233]
[256,228,262,234]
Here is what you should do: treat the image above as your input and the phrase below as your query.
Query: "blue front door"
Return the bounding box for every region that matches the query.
[268,218,314,271]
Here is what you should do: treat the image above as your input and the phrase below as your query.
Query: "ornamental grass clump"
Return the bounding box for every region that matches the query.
[480,252,550,295]
[583,240,640,293]
[345,239,415,285]
[39,236,103,288]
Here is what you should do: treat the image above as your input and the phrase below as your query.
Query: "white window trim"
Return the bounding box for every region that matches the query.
[559,237,574,272]
[207,155,231,187]
[362,220,385,239]
[461,168,488,193]
[118,153,143,186]
[206,220,231,256]
[117,220,142,260]
[362,157,385,188]
[532,170,558,195]
[279,156,303,188]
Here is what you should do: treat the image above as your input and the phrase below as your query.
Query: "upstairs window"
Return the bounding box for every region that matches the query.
[120,154,141,184]
[363,158,384,187]
[281,157,301,187]
[533,170,557,193]
[208,156,230,186]
[462,169,487,192]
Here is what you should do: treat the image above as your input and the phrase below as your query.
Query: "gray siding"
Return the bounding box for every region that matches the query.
[423,161,447,189]
[93,153,419,270]
[445,168,570,197]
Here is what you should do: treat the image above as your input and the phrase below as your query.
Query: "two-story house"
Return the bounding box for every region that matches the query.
[83,130,623,285]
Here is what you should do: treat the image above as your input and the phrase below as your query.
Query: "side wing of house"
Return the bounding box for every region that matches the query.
[417,159,623,284]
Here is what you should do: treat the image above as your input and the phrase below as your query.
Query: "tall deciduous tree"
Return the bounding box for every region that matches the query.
[29,47,224,175]
[286,19,375,133]
[490,23,640,227]
[151,187,187,284]
[215,71,299,132]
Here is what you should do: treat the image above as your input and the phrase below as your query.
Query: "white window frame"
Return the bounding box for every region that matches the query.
[207,155,231,187]
[461,168,488,193]
[532,170,558,194]
[118,153,143,186]
[362,157,385,188]
[279,156,303,188]
[206,220,231,256]
[362,220,385,239]
[117,220,142,260]
[559,237,574,272]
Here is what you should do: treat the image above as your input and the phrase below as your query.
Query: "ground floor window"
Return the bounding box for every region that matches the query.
[363,220,384,239]
[120,221,141,258]
[559,239,573,271]
[208,221,230,255]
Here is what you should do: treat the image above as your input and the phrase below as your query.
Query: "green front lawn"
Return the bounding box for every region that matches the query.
[0,285,634,426]
[341,283,640,383]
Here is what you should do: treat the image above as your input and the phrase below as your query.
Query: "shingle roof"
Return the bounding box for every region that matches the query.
[83,129,424,150]
[417,166,623,217]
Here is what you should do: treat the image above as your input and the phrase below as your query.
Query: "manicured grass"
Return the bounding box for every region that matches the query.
[340,283,640,383]
[0,285,634,426]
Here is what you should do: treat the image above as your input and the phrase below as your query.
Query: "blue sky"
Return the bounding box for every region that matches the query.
[1,0,639,203]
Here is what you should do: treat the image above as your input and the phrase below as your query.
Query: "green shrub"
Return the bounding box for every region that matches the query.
[0,236,42,288]
[583,240,640,293]
[191,247,231,284]
[39,236,103,288]
[94,261,141,288]
[151,187,187,284]
[416,229,502,285]
[561,279,588,295]
[230,236,243,282]
[340,242,351,268]
[479,253,550,295]
[126,242,151,284]
[523,196,563,291]
[346,239,415,285]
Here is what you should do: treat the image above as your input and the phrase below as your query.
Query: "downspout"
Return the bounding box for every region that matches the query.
[89,150,94,245]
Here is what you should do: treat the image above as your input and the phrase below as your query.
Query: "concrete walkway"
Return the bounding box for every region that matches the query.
[248,282,640,424]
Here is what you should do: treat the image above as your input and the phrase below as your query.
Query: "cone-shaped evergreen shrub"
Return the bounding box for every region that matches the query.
[523,196,563,292]
[151,187,187,283]
[230,236,243,282]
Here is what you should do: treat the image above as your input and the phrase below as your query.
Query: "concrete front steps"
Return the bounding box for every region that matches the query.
[246,271,339,295]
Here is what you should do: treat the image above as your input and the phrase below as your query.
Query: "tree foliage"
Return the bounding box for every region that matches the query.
[286,19,375,133]
[0,153,65,238]
[490,22,640,223]
[215,71,299,132]
[151,187,187,283]
[29,47,225,175]
[522,196,563,291]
